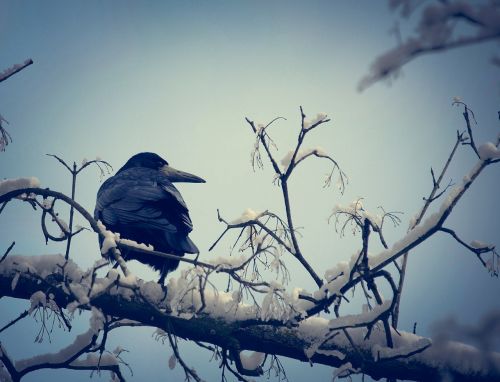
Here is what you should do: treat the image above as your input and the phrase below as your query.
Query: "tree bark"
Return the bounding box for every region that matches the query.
[1,259,498,382]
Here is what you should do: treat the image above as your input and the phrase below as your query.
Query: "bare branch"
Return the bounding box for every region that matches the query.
[359,3,500,90]
[0,310,29,335]
[393,125,466,327]
[246,117,284,175]
[0,59,33,83]
[440,227,498,275]
[166,330,203,382]
[0,115,13,152]
[0,242,15,264]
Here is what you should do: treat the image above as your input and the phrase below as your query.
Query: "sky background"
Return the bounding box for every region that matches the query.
[0,1,499,381]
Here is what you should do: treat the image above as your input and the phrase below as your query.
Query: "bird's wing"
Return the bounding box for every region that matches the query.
[95,168,193,233]
[158,177,194,232]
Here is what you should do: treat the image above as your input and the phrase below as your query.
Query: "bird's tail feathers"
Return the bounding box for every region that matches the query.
[164,232,199,254]
[182,236,199,254]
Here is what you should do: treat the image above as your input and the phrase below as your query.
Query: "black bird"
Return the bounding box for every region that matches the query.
[94,152,205,284]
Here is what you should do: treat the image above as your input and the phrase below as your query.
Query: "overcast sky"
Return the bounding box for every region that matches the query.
[1,1,499,381]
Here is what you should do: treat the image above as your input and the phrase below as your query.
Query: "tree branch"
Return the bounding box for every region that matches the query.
[392,128,466,327]
[0,59,33,83]
[0,264,498,382]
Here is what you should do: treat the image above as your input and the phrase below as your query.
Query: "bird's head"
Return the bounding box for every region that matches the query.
[118,152,205,183]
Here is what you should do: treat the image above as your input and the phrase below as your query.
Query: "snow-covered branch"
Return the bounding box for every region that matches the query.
[1,256,499,381]
[243,108,347,289]
[0,59,33,84]
[1,103,498,381]
[359,1,500,90]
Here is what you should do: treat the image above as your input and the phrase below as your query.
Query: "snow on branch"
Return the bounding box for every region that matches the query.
[365,155,491,274]
[0,59,33,84]
[1,305,126,381]
[0,178,40,197]
[1,104,499,381]
[241,107,347,289]
[1,256,499,381]
[359,1,500,90]
[246,108,347,192]
[304,104,499,325]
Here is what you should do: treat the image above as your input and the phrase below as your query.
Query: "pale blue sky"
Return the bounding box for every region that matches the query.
[1,1,499,381]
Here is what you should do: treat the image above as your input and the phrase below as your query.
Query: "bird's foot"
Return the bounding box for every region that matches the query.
[159,283,168,301]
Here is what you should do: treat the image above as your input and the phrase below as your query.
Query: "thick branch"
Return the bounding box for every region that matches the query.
[1,260,499,381]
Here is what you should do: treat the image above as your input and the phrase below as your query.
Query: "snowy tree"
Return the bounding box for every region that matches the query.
[359,0,500,90]
[0,104,499,381]
[1,1,499,381]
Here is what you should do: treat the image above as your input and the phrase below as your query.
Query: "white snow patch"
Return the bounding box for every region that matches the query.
[140,280,165,304]
[29,291,47,313]
[328,301,391,330]
[119,274,138,288]
[230,208,264,224]
[70,352,117,367]
[97,220,119,255]
[470,240,491,249]
[316,349,345,360]
[478,142,500,160]
[240,351,265,370]
[167,270,259,322]
[332,362,357,380]
[209,254,248,269]
[120,238,154,251]
[89,307,105,334]
[11,272,20,291]
[280,147,327,170]
[260,282,285,321]
[99,221,154,253]
[0,177,40,196]
[303,112,327,130]
[0,254,83,283]
[298,316,330,340]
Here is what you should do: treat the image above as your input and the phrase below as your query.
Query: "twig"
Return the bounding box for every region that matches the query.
[0,59,33,83]
[439,227,497,270]
[0,309,29,334]
[392,129,465,327]
[166,330,203,382]
[0,200,9,214]
[46,154,113,260]
[0,242,15,264]
[246,117,285,175]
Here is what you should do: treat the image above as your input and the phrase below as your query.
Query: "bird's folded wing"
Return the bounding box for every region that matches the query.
[96,171,193,233]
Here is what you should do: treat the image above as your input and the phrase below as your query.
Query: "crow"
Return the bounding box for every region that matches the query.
[94,152,205,284]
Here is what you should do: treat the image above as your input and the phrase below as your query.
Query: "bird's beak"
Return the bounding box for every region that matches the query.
[161,165,206,183]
